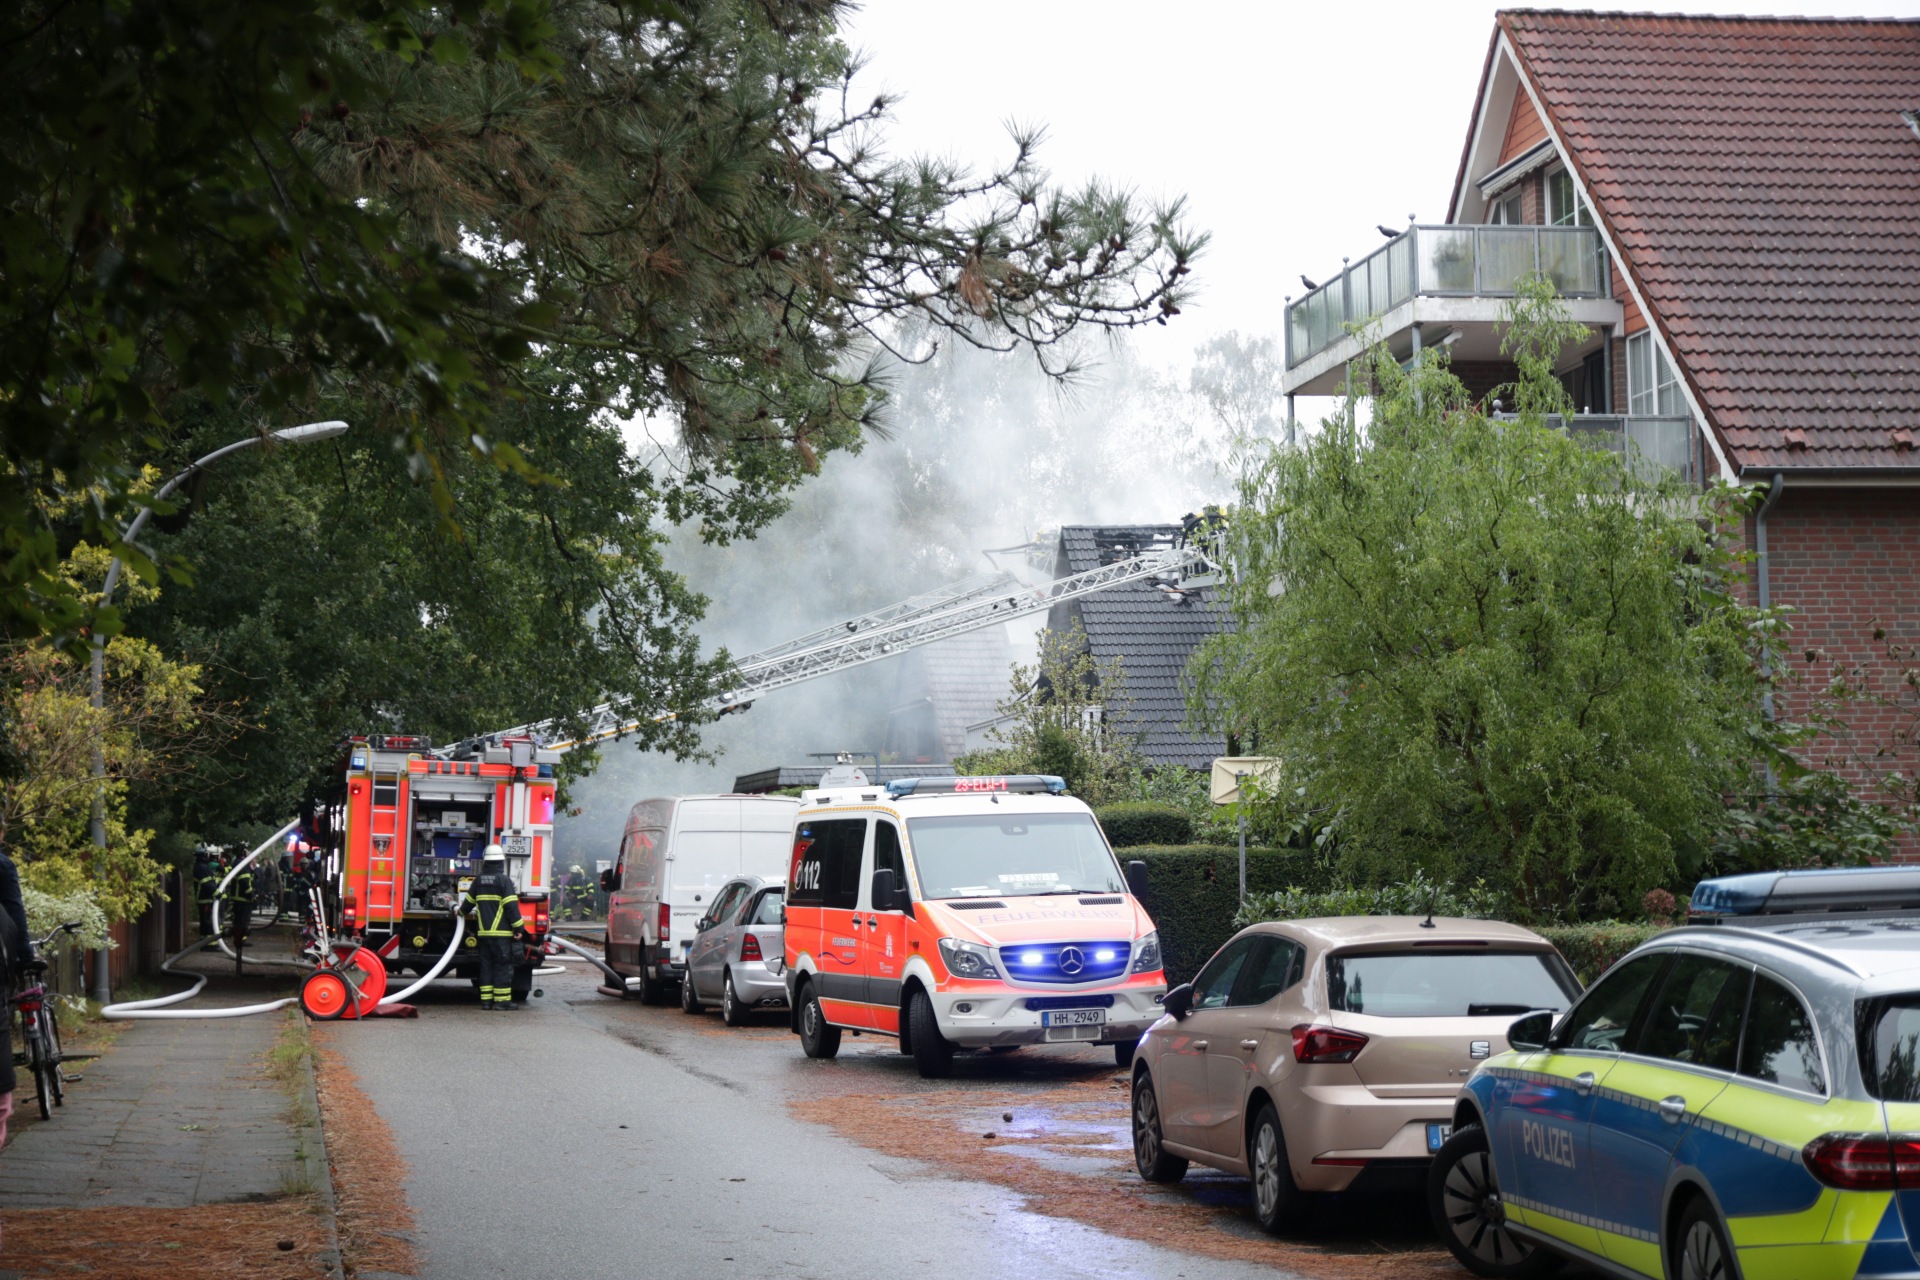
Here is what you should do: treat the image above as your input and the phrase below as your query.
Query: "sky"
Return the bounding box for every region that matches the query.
[841,0,1920,364]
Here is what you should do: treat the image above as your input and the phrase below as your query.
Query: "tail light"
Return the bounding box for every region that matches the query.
[15,993,40,1014]
[529,896,549,934]
[1292,1024,1370,1064]
[658,902,671,943]
[342,890,358,933]
[1804,1133,1920,1190]
[741,933,763,962]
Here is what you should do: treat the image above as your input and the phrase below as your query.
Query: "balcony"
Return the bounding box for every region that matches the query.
[1283,224,1620,396]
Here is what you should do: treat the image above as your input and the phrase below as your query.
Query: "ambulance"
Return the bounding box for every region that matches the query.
[782,774,1168,1078]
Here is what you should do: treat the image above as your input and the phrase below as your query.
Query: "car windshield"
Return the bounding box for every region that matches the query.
[906,812,1125,900]
[1327,950,1579,1018]
[1864,995,1920,1101]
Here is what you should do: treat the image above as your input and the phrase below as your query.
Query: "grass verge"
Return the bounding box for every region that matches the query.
[311,1030,420,1277]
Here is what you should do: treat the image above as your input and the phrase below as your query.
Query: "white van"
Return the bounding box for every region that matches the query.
[603,795,799,1002]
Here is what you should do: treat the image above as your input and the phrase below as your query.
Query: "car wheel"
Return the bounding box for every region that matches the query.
[798,982,841,1059]
[680,970,704,1014]
[908,989,954,1079]
[1249,1102,1307,1233]
[721,972,748,1027]
[1429,1125,1562,1279]
[1673,1198,1737,1280]
[1130,1068,1188,1183]
[639,964,672,1005]
[1113,1039,1136,1069]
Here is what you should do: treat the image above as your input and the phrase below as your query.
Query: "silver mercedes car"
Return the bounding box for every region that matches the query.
[679,875,788,1026]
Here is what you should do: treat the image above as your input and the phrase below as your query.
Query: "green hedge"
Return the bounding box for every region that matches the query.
[1120,845,1336,983]
[1537,922,1671,984]
[1096,803,1194,847]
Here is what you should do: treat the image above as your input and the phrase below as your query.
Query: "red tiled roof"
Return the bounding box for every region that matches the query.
[1499,10,1920,472]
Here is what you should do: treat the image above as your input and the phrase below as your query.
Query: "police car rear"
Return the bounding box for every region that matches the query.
[1431,865,1920,1280]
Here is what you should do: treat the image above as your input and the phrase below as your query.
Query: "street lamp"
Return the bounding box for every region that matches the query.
[89,421,349,1001]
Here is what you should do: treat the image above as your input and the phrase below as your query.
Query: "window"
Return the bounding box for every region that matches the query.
[1741,975,1825,1094]
[1637,954,1746,1070]
[1326,950,1579,1018]
[787,818,865,910]
[1865,995,1920,1101]
[1561,953,1668,1052]
[871,822,905,905]
[749,889,785,926]
[1190,936,1258,1011]
[1489,190,1524,225]
[906,813,1125,900]
[703,883,748,928]
[1232,936,1305,1007]
[1547,169,1592,227]
[1626,330,1685,417]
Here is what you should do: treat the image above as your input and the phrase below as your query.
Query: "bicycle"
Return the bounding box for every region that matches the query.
[14,921,82,1121]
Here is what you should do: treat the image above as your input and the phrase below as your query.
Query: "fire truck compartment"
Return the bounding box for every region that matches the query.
[407,796,493,912]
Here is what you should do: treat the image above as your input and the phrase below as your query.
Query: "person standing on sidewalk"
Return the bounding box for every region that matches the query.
[460,846,525,1010]
[0,819,35,1152]
[192,847,221,940]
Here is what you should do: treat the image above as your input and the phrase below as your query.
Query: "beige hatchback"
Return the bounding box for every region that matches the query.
[1130,917,1578,1232]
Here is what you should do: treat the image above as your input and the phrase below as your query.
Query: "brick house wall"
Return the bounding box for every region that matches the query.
[1750,489,1920,857]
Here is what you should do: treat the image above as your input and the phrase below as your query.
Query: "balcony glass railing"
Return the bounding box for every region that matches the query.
[1286,224,1610,369]
[1496,413,1695,483]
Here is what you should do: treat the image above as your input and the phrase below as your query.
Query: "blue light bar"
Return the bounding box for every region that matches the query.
[1690,865,1920,921]
[883,775,1069,799]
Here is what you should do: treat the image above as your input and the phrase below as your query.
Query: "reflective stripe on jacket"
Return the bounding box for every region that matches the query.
[462,873,524,938]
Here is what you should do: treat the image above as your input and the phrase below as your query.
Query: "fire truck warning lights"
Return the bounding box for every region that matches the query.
[883,775,1069,798]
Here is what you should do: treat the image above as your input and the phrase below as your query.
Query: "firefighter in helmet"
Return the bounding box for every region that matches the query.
[460,845,526,1010]
[565,863,595,921]
[192,847,221,942]
[222,848,254,946]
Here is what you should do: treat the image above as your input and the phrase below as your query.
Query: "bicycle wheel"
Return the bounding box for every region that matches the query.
[39,1005,64,1105]
[23,1020,50,1120]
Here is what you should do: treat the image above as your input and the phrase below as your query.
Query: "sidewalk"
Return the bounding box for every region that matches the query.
[0,933,342,1277]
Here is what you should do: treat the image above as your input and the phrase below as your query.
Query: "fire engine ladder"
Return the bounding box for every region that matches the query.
[365,762,406,930]
[452,534,1218,756]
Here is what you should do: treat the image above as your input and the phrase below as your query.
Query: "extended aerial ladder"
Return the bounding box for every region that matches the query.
[444,527,1222,757]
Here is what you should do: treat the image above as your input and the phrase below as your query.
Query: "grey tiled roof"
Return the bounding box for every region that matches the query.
[913,628,1014,762]
[1048,525,1227,769]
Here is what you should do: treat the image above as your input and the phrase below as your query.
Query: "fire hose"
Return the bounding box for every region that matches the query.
[101,820,472,1020]
[545,932,640,995]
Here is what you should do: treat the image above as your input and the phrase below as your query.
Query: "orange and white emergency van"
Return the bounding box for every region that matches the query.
[782,774,1168,1077]
[319,733,557,1003]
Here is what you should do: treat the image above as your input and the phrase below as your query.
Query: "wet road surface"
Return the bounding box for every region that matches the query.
[327,951,1487,1279]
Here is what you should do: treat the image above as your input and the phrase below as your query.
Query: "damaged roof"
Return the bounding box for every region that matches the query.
[1049,525,1227,769]
[1494,10,1920,472]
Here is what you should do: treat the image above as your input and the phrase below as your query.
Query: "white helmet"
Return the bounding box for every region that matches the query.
[481,844,506,865]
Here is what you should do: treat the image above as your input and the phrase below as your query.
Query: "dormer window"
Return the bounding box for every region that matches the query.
[1547,169,1593,227]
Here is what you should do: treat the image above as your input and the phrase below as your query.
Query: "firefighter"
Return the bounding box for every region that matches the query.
[565,863,595,921]
[192,847,221,940]
[223,850,253,947]
[460,845,526,1010]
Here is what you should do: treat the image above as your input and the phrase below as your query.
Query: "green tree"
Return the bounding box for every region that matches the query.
[957,623,1143,806]
[3,0,1202,650]
[1193,283,1768,920]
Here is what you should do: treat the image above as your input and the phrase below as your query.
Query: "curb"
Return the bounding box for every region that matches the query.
[292,1012,345,1279]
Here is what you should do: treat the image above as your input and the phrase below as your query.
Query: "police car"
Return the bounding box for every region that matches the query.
[1431,866,1920,1280]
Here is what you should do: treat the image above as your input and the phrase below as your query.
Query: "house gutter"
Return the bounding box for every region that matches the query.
[1754,473,1786,725]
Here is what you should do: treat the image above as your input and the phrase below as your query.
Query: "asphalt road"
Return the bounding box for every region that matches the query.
[329,954,1315,1280]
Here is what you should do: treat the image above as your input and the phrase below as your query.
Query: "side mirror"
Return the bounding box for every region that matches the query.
[872,868,911,914]
[600,868,619,892]
[1162,983,1194,1021]
[1507,1010,1555,1053]
[1126,859,1149,900]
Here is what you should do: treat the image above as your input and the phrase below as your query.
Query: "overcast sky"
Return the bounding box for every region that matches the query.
[843,0,1920,367]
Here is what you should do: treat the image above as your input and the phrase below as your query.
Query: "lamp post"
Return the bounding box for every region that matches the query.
[89,421,349,1002]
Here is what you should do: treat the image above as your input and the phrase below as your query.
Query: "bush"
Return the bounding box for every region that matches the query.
[1120,845,1337,983]
[1096,803,1193,847]
[19,885,113,953]
[1537,922,1670,985]
[1233,869,1504,928]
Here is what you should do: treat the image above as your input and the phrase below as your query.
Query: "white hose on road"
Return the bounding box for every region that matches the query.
[546,932,636,991]
[104,819,472,1018]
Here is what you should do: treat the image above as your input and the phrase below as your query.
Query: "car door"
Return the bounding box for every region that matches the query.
[792,817,868,1028]
[1495,951,1669,1258]
[1160,936,1259,1149]
[1198,935,1302,1160]
[690,882,747,999]
[860,820,909,1035]
[1587,952,1742,1271]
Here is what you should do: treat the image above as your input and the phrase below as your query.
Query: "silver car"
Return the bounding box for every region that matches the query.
[680,875,787,1026]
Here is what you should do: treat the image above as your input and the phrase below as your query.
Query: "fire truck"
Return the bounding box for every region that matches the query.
[315,733,558,1003]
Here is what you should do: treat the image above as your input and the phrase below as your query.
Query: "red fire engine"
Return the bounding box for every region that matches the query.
[316,733,557,1003]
